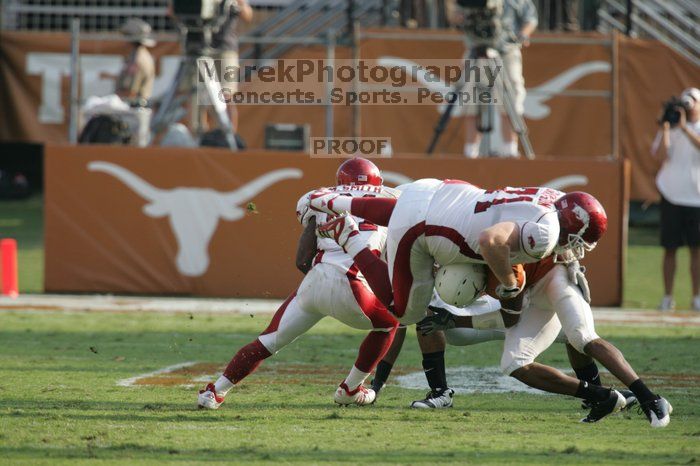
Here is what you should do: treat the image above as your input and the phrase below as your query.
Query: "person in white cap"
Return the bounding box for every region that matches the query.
[116,18,156,103]
[654,87,700,311]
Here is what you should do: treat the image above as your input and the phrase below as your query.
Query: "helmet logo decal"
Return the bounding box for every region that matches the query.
[572,204,590,235]
[528,235,535,249]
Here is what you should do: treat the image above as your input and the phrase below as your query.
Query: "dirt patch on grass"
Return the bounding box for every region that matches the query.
[128,362,413,387]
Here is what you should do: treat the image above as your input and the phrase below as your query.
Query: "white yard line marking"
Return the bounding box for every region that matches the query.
[116,361,199,387]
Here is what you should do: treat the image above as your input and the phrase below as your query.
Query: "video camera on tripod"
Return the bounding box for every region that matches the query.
[456,0,504,51]
[171,0,238,56]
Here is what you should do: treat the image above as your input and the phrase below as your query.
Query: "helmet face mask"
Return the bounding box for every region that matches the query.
[553,234,596,263]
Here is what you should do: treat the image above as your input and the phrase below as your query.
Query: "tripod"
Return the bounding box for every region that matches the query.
[426,45,534,159]
[150,42,238,151]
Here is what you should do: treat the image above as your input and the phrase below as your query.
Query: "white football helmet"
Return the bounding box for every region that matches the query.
[434,263,487,308]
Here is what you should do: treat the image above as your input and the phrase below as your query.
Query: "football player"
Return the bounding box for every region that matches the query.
[197,158,400,409]
[310,180,671,427]
[414,258,672,427]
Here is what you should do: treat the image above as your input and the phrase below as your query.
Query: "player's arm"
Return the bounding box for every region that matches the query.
[478,222,521,295]
[296,216,317,274]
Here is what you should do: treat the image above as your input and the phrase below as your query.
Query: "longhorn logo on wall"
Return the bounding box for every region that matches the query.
[88,162,303,276]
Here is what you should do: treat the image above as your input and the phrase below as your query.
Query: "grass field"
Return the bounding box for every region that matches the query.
[0,309,698,464]
[2,195,698,308]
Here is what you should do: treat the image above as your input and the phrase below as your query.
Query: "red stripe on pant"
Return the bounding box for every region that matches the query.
[347,275,399,372]
[347,274,398,329]
[391,221,427,318]
[260,291,296,335]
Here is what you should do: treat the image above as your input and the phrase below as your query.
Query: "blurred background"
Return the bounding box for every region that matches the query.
[0,0,698,309]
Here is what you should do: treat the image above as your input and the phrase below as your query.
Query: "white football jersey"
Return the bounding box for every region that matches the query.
[297,184,400,276]
[424,180,562,266]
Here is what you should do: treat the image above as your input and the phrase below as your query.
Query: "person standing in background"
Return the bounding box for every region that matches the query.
[116,18,156,105]
[211,0,253,132]
[654,88,700,311]
[448,0,538,158]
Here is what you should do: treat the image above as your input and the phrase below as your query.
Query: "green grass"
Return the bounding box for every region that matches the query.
[0,195,43,293]
[0,310,698,465]
[0,196,691,308]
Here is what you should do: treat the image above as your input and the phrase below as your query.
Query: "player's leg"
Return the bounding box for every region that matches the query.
[371,325,407,394]
[501,285,625,424]
[336,278,400,405]
[548,265,672,427]
[410,329,456,409]
[199,287,323,409]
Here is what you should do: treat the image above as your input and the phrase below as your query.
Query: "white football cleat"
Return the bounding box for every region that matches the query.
[640,396,673,428]
[309,189,347,216]
[334,382,376,406]
[317,214,361,250]
[198,383,225,410]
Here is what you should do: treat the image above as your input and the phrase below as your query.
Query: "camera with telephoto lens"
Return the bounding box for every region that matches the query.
[457,0,504,49]
[659,95,693,127]
[170,0,238,55]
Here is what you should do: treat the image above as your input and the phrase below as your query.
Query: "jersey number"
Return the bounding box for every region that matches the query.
[474,188,539,213]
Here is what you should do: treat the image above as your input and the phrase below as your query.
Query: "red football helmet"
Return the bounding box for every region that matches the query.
[554,192,607,262]
[336,157,383,186]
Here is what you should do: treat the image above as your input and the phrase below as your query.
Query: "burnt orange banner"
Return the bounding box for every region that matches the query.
[45,146,629,305]
[2,29,680,201]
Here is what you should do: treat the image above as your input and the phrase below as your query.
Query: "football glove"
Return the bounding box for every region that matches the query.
[567,260,591,303]
[416,306,456,336]
[495,283,524,300]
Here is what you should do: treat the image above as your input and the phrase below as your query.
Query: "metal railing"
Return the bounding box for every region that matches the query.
[0,0,287,32]
[597,0,699,66]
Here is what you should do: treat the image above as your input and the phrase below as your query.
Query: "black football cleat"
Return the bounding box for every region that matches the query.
[580,389,626,423]
[639,396,672,428]
[581,388,637,411]
[410,388,455,409]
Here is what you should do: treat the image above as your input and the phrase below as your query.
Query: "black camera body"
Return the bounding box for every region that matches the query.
[457,0,504,49]
[660,96,688,127]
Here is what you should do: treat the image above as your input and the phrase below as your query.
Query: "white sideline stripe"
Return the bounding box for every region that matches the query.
[116,361,199,387]
[1,295,699,325]
[0,294,283,314]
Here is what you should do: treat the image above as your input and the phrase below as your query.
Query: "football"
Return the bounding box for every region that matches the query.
[434,263,488,307]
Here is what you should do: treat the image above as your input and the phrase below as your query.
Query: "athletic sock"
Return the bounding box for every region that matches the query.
[422,351,447,392]
[575,381,610,402]
[574,362,601,387]
[629,378,656,404]
[371,360,394,393]
[344,365,370,391]
[214,375,234,396]
[223,339,272,384]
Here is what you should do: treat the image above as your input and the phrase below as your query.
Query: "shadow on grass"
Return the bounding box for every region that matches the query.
[0,444,690,464]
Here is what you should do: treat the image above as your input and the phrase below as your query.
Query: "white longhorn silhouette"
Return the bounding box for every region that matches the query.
[88,161,302,277]
[376,57,611,120]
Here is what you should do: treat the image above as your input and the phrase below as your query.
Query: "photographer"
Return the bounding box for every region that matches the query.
[449,0,537,158]
[653,88,700,311]
[210,0,253,132]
